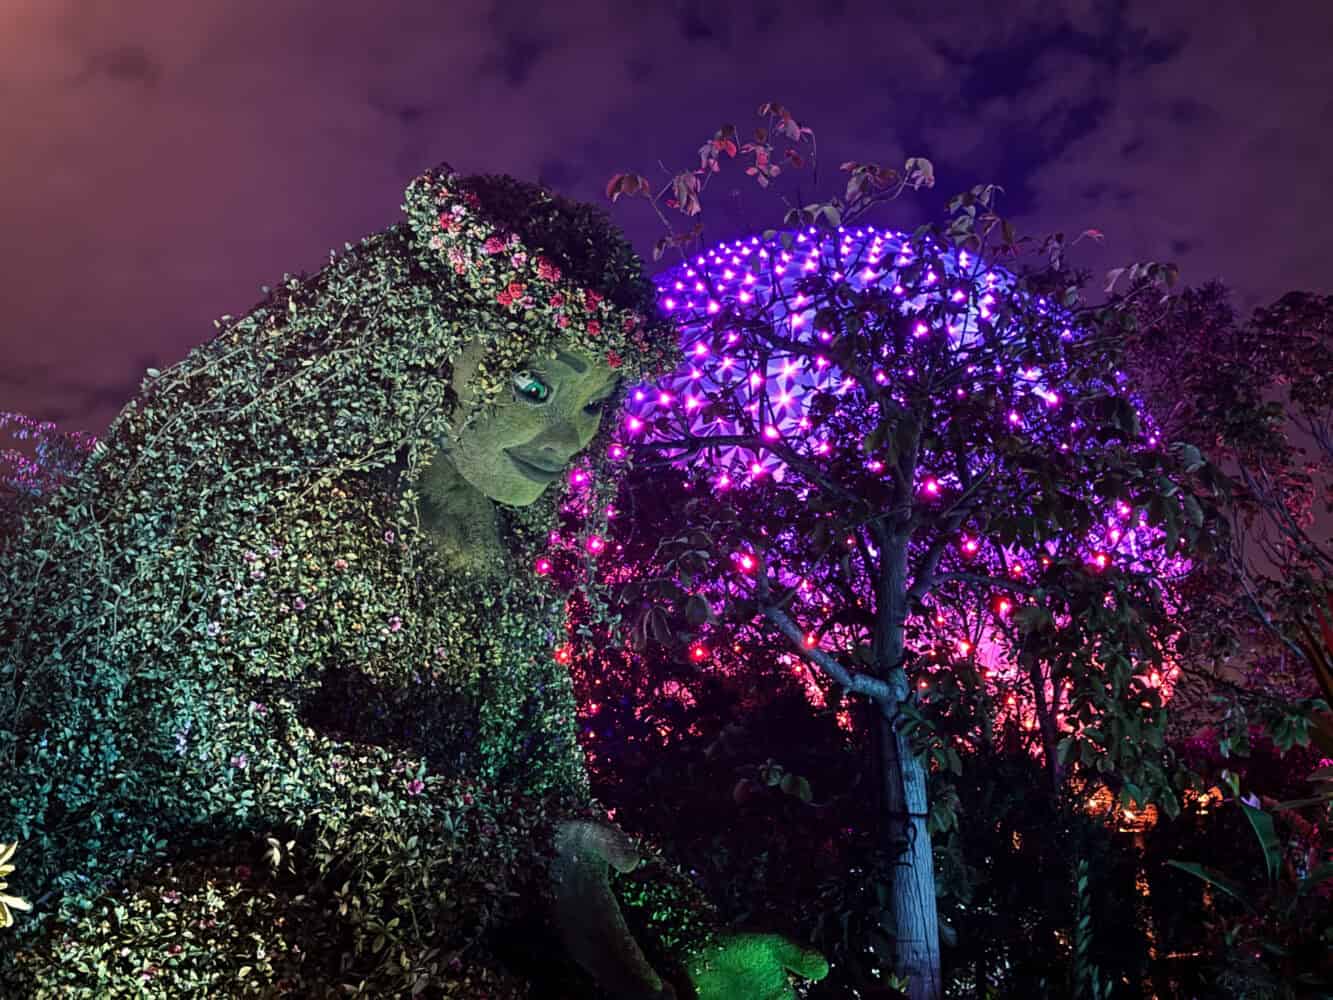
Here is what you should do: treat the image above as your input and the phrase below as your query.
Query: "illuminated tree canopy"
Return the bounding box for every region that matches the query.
[554,213,1212,999]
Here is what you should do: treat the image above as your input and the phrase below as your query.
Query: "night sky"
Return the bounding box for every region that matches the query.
[3,0,1330,438]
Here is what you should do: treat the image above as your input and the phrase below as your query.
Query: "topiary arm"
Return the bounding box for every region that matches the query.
[550,819,675,999]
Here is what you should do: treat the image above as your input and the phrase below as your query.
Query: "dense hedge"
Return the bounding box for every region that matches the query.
[0,164,692,995]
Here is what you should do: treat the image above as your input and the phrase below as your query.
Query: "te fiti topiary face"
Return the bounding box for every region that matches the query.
[441,338,620,507]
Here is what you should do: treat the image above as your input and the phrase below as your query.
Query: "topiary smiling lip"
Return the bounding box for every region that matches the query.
[507,450,563,480]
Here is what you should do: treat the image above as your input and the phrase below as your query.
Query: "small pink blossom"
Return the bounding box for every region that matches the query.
[384,530,395,544]
[292,596,306,611]
[333,558,348,571]
[586,320,601,336]
[388,616,403,632]
[230,753,248,770]
[406,778,425,796]
[483,235,507,255]
[556,313,570,328]
[510,251,528,268]
[584,289,604,311]
[496,280,527,309]
[536,257,561,282]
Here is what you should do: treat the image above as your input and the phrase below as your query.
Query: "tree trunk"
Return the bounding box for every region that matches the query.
[872,525,942,1000]
[878,688,942,1000]
[1025,655,1065,792]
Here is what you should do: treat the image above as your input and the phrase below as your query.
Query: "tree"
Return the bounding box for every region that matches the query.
[592,107,1202,1000]
[0,412,95,544]
[1121,283,1333,754]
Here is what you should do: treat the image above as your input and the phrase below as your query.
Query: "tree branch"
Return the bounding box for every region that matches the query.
[753,560,892,702]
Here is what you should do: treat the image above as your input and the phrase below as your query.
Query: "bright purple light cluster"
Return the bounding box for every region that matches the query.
[614,226,1130,486]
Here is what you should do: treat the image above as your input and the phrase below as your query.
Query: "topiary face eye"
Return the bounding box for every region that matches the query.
[512,371,551,404]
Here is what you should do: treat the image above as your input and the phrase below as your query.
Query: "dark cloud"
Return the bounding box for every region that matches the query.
[1,0,1329,438]
[485,31,553,88]
[86,44,161,88]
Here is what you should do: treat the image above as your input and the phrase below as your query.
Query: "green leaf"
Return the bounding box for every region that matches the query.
[1165,861,1254,912]
[1182,493,1204,529]
[1240,802,1282,885]
[1178,443,1205,472]
[780,773,813,803]
[684,595,712,626]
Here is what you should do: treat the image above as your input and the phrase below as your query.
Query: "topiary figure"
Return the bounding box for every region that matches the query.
[0,165,824,998]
